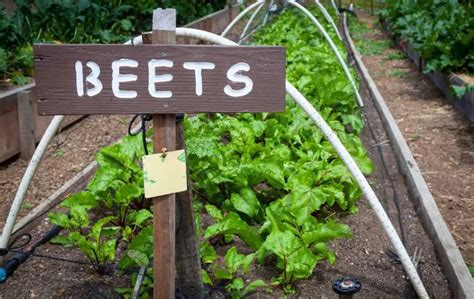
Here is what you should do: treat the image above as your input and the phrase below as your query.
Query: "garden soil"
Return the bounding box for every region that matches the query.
[353,10,474,266]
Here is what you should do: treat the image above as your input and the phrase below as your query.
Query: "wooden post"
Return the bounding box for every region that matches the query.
[16,90,36,160]
[150,8,177,299]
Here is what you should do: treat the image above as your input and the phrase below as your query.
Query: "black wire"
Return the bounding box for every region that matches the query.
[362,110,407,245]
[128,114,152,155]
[8,248,94,267]
[9,233,32,250]
[5,232,94,267]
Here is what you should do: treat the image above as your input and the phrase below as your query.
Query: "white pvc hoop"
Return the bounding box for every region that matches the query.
[221,0,265,38]
[287,0,363,107]
[314,0,342,40]
[239,1,266,45]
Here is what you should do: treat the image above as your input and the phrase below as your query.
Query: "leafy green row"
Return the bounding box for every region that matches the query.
[0,0,225,85]
[47,6,372,298]
[379,0,474,74]
[187,7,372,294]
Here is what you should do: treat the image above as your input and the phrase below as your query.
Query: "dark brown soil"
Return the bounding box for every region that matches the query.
[353,10,474,265]
[0,115,131,226]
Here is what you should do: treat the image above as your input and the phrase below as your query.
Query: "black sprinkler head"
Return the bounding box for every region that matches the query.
[333,276,362,297]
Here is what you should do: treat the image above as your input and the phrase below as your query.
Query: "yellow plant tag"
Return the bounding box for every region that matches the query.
[142,149,187,198]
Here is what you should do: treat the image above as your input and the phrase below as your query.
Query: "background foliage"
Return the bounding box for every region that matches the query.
[0,0,226,85]
[379,0,474,74]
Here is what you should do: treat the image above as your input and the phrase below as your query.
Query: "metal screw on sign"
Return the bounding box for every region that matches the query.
[333,276,362,299]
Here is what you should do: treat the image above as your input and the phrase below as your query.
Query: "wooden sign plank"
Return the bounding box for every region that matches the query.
[33,44,286,115]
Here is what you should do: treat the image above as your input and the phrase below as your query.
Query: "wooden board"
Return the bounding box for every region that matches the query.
[33,44,286,115]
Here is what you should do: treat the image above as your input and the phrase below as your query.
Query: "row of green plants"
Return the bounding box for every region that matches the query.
[378,0,474,74]
[0,0,225,86]
[47,6,372,298]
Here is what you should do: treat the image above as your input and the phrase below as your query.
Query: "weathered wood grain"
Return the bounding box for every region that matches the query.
[33,44,286,115]
[150,8,177,299]
[16,91,36,160]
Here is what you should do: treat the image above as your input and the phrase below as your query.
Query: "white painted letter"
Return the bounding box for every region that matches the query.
[148,59,173,98]
[112,59,138,99]
[86,61,103,97]
[75,61,84,97]
[183,62,215,96]
[75,61,103,97]
[224,62,253,97]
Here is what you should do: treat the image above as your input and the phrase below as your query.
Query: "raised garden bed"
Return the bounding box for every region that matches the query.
[380,19,474,122]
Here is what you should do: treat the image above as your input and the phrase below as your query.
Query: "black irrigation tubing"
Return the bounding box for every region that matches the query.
[362,109,407,245]
[7,248,94,267]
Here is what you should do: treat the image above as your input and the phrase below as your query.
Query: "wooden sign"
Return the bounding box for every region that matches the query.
[33,44,286,115]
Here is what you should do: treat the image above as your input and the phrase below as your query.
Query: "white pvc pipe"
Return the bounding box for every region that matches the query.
[0,115,65,249]
[172,27,428,299]
[330,0,340,15]
[287,0,363,107]
[314,0,342,40]
[239,2,266,44]
[221,0,265,38]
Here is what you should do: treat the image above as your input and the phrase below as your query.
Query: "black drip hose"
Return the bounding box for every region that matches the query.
[0,225,62,283]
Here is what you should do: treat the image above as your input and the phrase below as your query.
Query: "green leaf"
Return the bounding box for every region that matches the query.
[119,226,153,269]
[201,269,213,285]
[224,246,244,275]
[70,205,90,228]
[243,279,266,296]
[90,216,115,241]
[50,235,73,247]
[230,187,261,219]
[211,264,233,281]
[313,242,336,265]
[225,277,244,293]
[200,242,218,264]
[205,204,223,222]
[49,212,72,229]
[126,249,149,266]
[204,212,262,250]
[263,230,318,281]
[60,191,97,209]
[101,238,117,263]
[130,209,153,227]
[120,19,133,31]
[302,220,351,246]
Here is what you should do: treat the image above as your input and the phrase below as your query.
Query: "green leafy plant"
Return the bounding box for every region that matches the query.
[380,0,474,73]
[50,211,120,274]
[186,7,372,293]
[451,84,474,98]
[204,246,266,298]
